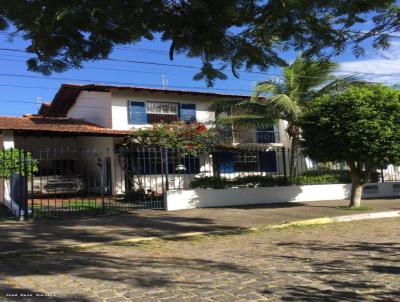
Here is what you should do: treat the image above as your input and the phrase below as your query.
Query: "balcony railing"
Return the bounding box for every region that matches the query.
[219,129,279,144]
[255,131,278,143]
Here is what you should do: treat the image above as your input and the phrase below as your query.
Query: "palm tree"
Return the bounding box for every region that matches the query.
[211,55,358,178]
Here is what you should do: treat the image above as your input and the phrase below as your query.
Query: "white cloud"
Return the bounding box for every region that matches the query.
[338,41,400,84]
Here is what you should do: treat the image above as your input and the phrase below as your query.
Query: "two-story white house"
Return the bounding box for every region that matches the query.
[0,83,292,196]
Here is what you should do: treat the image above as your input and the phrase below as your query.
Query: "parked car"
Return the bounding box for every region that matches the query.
[28,160,86,196]
[30,175,86,196]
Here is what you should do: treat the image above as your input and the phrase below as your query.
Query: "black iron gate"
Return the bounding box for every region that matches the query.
[0,148,169,220]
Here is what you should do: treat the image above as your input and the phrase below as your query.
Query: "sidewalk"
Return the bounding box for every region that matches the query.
[0,198,399,253]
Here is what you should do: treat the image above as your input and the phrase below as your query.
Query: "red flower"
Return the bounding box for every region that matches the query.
[196,124,207,132]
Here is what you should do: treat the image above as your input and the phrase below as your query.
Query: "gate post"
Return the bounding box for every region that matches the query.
[161,148,169,211]
[29,149,34,219]
[100,156,106,214]
[23,149,29,220]
[162,148,169,191]
[281,147,288,185]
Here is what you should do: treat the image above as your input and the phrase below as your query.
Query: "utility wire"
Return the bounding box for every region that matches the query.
[1,57,400,83]
[0,56,265,81]
[2,46,400,80]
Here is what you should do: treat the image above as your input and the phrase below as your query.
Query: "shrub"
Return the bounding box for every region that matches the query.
[0,149,38,178]
[116,188,156,203]
[189,170,382,189]
[232,175,286,187]
[189,175,285,189]
[296,170,351,185]
[189,176,231,189]
[296,170,380,185]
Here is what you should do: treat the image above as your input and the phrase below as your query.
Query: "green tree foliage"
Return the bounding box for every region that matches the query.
[299,84,400,207]
[123,122,220,155]
[0,1,397,85]
[0,149,38,178]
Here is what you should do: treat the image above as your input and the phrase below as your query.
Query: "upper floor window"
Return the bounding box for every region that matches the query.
[147,102,178,115]
[128,100,196,124]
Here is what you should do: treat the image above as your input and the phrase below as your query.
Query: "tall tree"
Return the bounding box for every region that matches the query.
[0,1,397,86]
[211,56,357,176]
[299,84,400,208]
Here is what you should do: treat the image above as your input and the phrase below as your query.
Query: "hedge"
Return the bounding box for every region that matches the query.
[189,170,380,189]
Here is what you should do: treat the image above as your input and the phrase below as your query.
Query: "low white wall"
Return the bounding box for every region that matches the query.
[165,182,400,211]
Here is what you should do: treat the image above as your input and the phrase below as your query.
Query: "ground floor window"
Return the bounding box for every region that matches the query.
[215,150,277,173]
[234,152,259,172]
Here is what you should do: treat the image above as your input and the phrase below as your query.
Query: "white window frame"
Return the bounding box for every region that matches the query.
[146,102,179,115]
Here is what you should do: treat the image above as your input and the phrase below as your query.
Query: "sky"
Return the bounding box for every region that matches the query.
[0,26,399,117]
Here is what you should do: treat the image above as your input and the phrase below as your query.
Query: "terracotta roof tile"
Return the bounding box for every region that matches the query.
[0,116,131,136]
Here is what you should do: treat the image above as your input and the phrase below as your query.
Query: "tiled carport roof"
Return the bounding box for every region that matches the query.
[39,83,250,116]
[0,115,131,136]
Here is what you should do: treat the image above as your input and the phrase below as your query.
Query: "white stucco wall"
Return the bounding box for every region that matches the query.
[61,88,290,147]
[110,90,216,130]
[67,91,112,128]
[0,130,15,149]
[165,182,400,211]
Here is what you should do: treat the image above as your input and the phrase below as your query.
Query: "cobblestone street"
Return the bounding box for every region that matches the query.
[1,218,400,301]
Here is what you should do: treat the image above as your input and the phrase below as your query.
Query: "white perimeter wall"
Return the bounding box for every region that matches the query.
[165,182,400,211]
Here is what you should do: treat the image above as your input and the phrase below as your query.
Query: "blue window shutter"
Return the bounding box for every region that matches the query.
[259,151,277,172]
[128,101,147,124]
[180,103,197,123]
[216,151,235,173]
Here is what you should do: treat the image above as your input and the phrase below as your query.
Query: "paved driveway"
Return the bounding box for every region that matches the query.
[0,198,399,253]
[1,217,400,301]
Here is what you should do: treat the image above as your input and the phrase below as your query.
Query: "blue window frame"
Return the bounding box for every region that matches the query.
[180,103,197,123]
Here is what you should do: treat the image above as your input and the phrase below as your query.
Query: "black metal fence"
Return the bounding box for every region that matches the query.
[0,146,399,220]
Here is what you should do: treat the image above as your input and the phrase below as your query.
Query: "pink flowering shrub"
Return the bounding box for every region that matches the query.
[123,121,220,154]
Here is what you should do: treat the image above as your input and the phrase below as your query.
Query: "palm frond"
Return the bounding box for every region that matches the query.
[212,97,274,122]
[251,80,283,102]
[284,56,341,101]
[267,94,301,120]
[314,75,364,97]
[209,98,247,115]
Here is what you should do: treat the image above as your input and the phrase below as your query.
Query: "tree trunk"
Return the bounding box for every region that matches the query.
[349,173,363,208]
[288,135,300,182]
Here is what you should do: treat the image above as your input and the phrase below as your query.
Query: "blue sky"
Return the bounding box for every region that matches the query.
[0,28,398,117]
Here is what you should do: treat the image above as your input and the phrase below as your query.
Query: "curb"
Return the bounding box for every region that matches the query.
[1,210,400,256]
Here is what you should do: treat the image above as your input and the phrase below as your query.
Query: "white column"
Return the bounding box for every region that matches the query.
[1,130,15,149]
[278,120,291,148]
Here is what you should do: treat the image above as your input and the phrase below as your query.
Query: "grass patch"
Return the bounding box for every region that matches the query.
[33,200,103,209]
[336,205,374,211]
